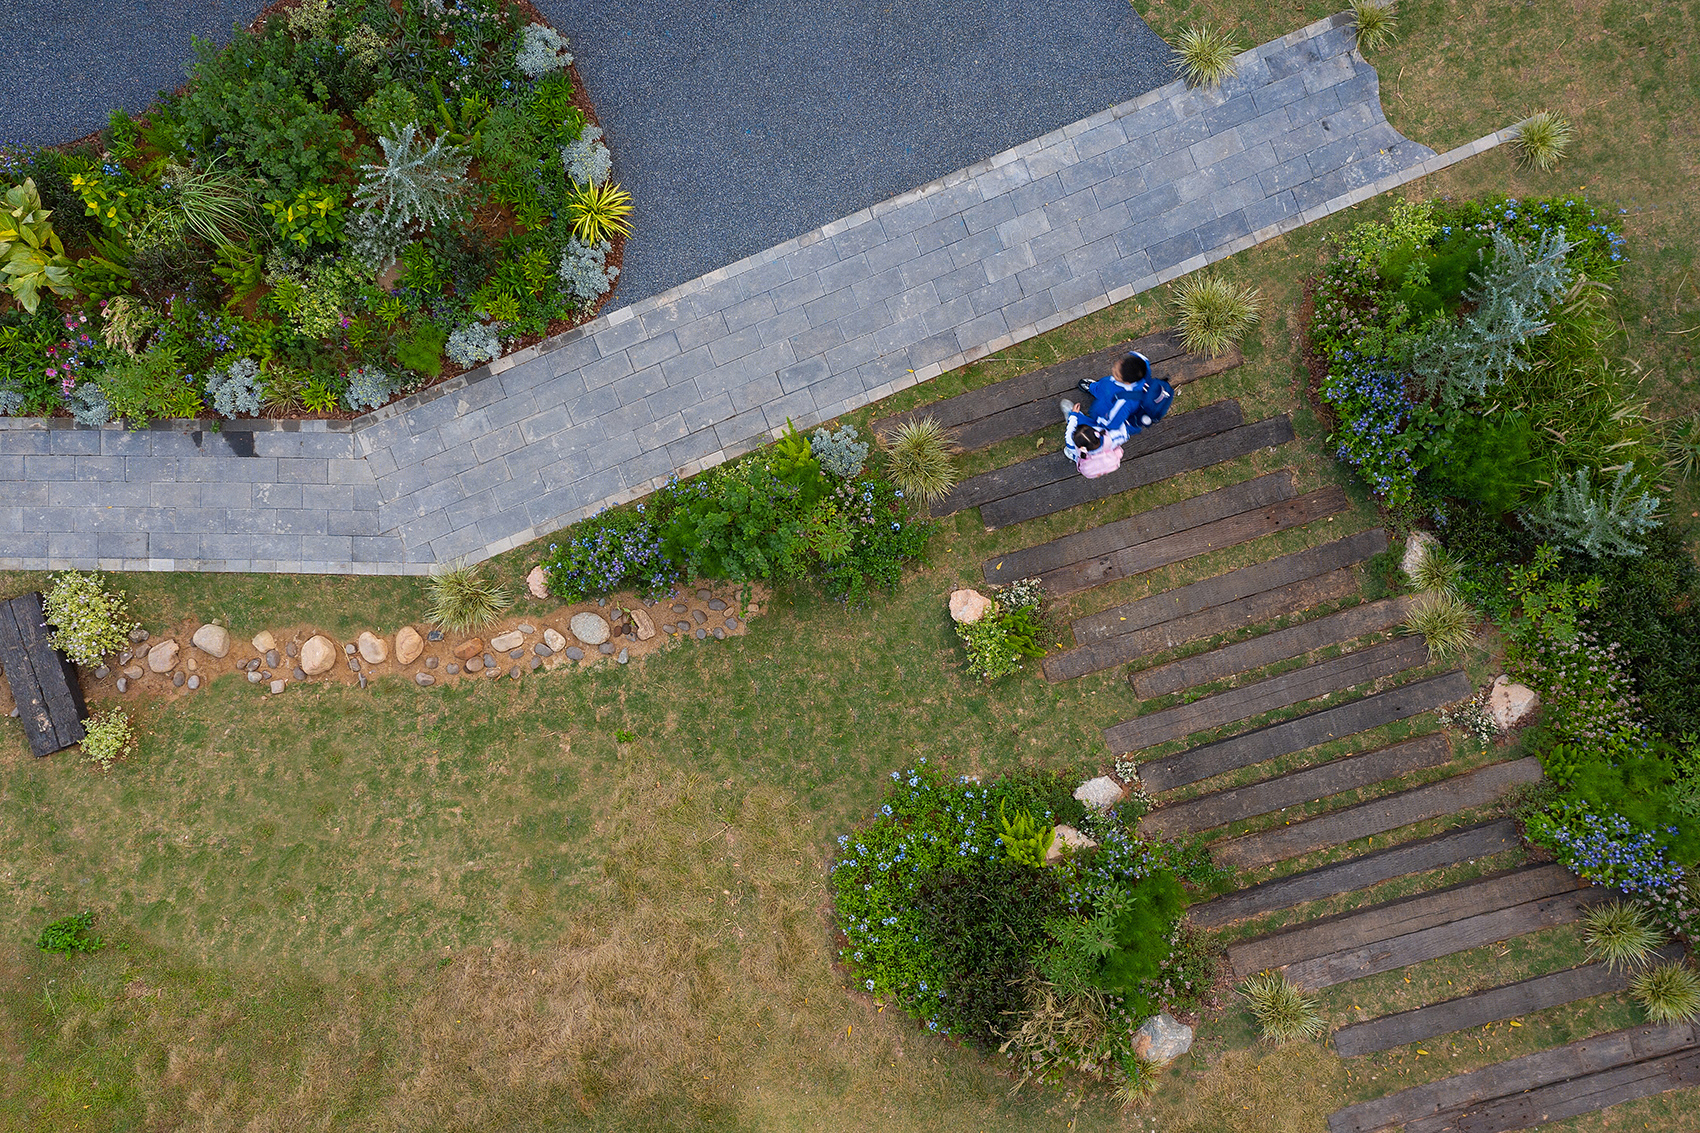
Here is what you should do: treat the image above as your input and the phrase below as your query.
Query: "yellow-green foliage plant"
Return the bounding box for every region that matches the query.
[0,178,77,313]
[565,180,633,244]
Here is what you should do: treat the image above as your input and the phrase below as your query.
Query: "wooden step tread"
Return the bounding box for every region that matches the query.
[1405,1049,1700,1133]
[1212,756,1543,869]
[1136,670,1474,793]
[1188,819,1519,930]
[1229,863,1581,978]
[980,415,1296,529]
[1139,732,1451,839]
[1330,1022,1700,1133]
[938,401,1244,515]
[1333,945,1687,1057]
[1105,635,1431,753]
[1132,595,1416,698]
[1285,886,1606,991]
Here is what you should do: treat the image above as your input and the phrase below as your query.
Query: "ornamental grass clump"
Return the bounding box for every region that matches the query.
[1348,0,1399,51]
[1171,25,1240,88]
[424,564,513,632]
[1663,412,1700,481]
[1239,970,1327,1043]
[1630,960,1700,1023]
[564,180,633,244]
[1582,900,1666,970]
[1513,110,1575,172]
[1409,541,1461,595]
[1402,590,1477,661]
[79,706,136,770]
[42,569,137,667]
[1173,274,1263,358]
[882,417,958,504]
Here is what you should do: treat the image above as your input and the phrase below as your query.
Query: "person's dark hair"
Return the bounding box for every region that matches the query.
[1073,423,1103,452]
[1114,352,1151,383]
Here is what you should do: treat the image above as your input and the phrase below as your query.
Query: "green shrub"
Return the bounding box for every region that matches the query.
[956,581,1046,681]
[80,707,137,769]
[424,564,513,632]
[1171,25,1240,87]
[1424,412,1541,512]
[996,801,1054,868]
[1582,900,1665,970]
[1402,590,1478,661]
[37,911,104,954]
[1239,970,1326,1042]
[42,570,137,667]
[1172,274,1263,358]
[882,417,959,505]
[1630,961,1700,1023]
[392,321,447,377]
[0,177,78,314]
[1513,110,1575,172]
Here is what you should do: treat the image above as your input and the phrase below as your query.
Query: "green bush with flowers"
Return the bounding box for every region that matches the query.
[830,760,1218,1097]
[0,0,627,425]
[41,570,137,667]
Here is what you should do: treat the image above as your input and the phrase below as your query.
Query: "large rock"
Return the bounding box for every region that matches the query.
[453,638,485,661]
[630,607,656,640]
[1488,675,1539,730]
[543,628,567,653]
[1044,824,1098,866]
[489,630,525,653]
[300,635,338,676]
[570,612,611,645]
[357,631,388,664]
[395,626,424,666]
[251,630,277,654]
[1074,776,1128,811]
[1132,1013,1193,1065]
[526,565,550,600]
[1404,530,1440,581]
[146,640,180,673]
[950,588,993,624]
[190,624,230,658]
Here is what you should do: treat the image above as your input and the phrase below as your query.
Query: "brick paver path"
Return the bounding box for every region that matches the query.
[0,15,1510,575]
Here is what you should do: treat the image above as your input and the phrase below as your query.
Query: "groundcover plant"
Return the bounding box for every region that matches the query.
[0,0,624,425]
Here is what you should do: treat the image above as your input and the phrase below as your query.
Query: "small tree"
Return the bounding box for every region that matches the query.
[1522,465,1661,558]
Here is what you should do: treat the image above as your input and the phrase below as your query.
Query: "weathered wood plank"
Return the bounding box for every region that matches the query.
[1048,567,1363,682]
[1071,528,1390,647]
[1284,887,1608,991]
[1132,596,1416,698]
[937,401,1244,515]
[1106,635,1430,752]
[1229,864,1581,978]
[985,471,1296,583]
[1136,670,1474,792]
[0,593,87,757]
[1041,487,1348,597]
[1406,1048,1700,1133]
[1139,733,1452,838]
[979,415,1296,529]
[1212,756,1544,869]
[1189,820,1520,930]
[1333,945,1687,1057]
[1330,1023,1699,1133]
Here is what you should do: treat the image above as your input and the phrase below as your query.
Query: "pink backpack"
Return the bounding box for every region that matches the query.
[1076,443,1123,479]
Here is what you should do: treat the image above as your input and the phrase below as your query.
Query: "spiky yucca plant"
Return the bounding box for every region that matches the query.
[1582,901,1666,970]
[1239,970,1326,1043]
[1173,274,1263,358]
[356,122,470,229]
[1630,960,1700,1023]
[1512,110,1575,172]
[425,565,513,632]
[1171,25,1240,88]
[565,180,633,244]
[1402,591,1477,661]
[1349,0,1400,51]
[882,417,959,505]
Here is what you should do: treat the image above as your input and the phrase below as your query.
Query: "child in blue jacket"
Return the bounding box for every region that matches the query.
[1072,352,1173,447]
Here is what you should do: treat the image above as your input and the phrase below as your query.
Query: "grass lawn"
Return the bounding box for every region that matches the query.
[3,2,1700,1130]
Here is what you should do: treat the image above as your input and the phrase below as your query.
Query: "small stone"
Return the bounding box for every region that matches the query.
[1045,824,1098,865]
[395,626,424,666]
[427,629,443,642]
[302,635,337,675]
[950,588,993,624]
[118,649,133,666]
[129,627,149,644]
[270,679,286,694]
[173,671,185,688]
[1132,1013,1193,1065]
[358,631,388,664]
[490,630,524,652]
[526,565,550,599]
[644,598,658,607]
[483,653,496,668]
[122,665,144,680]
[518,623,535,635]
[661,624,675,634]
[599,642,614,655]
[147,639,179,673]
[697,589,711,601]
[116,677,128,693]
[286,641,299,658]
[293,667,307,681]
[187,675,199,690]
[266,649,279,669]
[708,599,727,612]
[725,617,739,630]
[416,673,435,687]
[630,607,656,640]
[248,671,263,683]
[345,643,357,655]
[1488,675,1538,730]
[446,663,461,675]
[186,657,198,672]
[509,665,521,678]
[692,610,707,625]
[672,603,688,614]
[191,623,230,658]
[247,658,262,672]
[530,656,542,671]
[1074,777,1129,811]
[565,647,584,661]
[713,628,725,640]
[251,631,277,654]
[569,612,611,645]
[508,648,525,660]
[534,643,553,657]
[617,648,629,664]
[453,639,485,661]
[695,628,707,641]
[465,657,484,673]
[544,628,567,652]
[348,657,360,672]
[425,657,438,670]
[598,597,607,607]
[93,665,110,680]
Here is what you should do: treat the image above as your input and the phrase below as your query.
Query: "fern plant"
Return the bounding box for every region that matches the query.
[996,800,1054,868]
[355,122,469,230]
[1521,465,1661,559]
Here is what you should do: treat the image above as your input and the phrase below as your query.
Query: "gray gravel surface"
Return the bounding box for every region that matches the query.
[534,0,1173,304]
[2,1,261,146]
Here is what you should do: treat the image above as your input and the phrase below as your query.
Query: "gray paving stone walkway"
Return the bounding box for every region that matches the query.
[0,14,1512,575]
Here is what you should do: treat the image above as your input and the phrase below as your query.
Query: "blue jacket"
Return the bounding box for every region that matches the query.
[1083,366,1173,447]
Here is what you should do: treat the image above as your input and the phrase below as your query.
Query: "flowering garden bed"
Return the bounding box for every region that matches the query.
[0,0,624,426]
